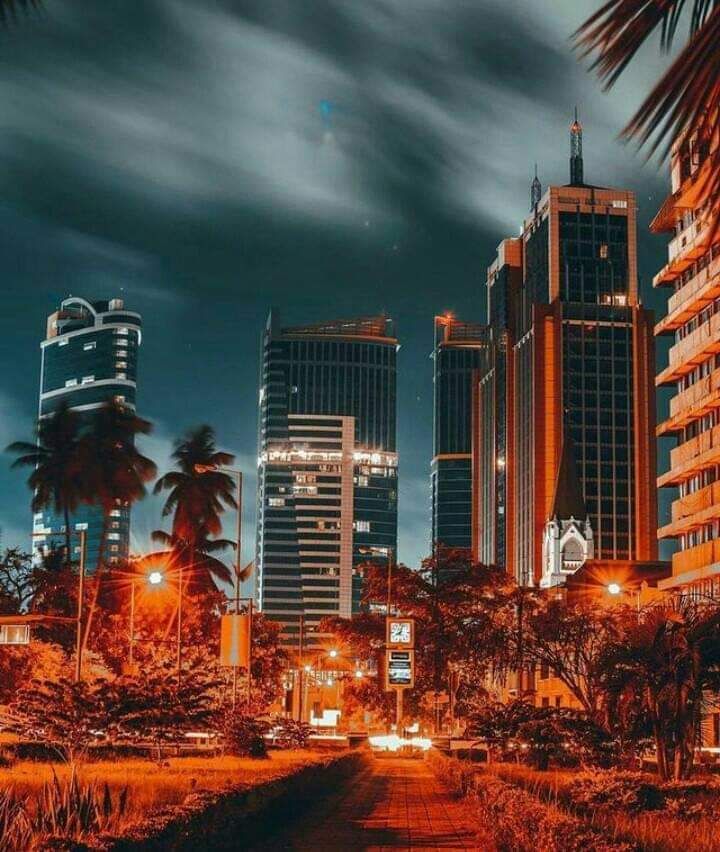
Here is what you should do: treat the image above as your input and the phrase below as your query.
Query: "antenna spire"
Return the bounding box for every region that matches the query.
[570,108,584,185]
[530,162,542,210]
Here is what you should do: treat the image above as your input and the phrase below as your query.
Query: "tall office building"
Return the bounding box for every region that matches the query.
[431,316,488,551]
[474,116,658,586]
[33,296,142,568]
[653,122,720,598]
[256,313,398,646]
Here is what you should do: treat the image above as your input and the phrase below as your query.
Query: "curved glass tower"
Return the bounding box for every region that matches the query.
[34,296,142,569]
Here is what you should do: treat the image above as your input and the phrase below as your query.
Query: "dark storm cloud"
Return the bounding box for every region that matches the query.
[0,0,677,565]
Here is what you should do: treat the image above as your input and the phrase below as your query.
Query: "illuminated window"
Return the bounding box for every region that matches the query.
[268,497,285,507]
[354,520,370,532]
[65,378,78,387]
[81,375,95,384]
[599,243,608,259]
[83,341,96,351]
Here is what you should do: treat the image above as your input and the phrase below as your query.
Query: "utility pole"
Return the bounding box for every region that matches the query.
[74,530,86,683]
[297,614,305,722]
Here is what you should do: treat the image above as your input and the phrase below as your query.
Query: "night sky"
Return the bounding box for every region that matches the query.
[0,1,679,571]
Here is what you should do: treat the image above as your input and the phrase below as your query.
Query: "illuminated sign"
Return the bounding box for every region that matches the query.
[386,649,414,689]
[386,617,414,648]
[0,624,30,646]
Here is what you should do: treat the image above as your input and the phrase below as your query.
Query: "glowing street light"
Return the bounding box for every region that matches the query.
[148,570,164,586]
[328,649,338,659]
[607,582,622,596]
[355,669,363,679]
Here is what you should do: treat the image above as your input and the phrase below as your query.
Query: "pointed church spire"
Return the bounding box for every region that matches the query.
[551,431,587,521]
[530,162,542,210]
[570,107,584,185]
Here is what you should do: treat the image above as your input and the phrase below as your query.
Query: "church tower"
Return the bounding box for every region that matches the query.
[540,433,594,588]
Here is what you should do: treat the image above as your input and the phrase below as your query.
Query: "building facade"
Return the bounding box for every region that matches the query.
[653,122,720,600]
[431,316,488,552]
[256,313,398,647]
[34,296,143,569]
[474,117,658,585]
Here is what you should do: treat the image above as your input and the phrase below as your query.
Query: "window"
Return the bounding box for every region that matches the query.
[83,341,97,351]
[268,497,285,507]
[115,349,128,357]
[357,475,369,487]
[116,328,129,336]
[354,520,370,532]
[58,339,68,347]
[540,662,550,679]
[65,378,78,387]
[115,361,128,369]
[599,243,608,259]
[81,375,95,384]
[74,522,88,531]
[108,533,120,541]
[116,372,127,380]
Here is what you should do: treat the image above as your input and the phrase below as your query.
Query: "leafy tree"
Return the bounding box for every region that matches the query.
[0,641,67,704]
[153,426,236,591]
[0,548,34,613]
[576,1,720,235]
[110,653,223,761]
[598,600,720,780]
[272,716,312,750]
[6,677,113,763]
[323,549,510,727]
[7,401,83,567]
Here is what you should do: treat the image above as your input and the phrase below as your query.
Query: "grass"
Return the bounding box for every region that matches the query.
[0,750,329,832]
[485,763,720,852]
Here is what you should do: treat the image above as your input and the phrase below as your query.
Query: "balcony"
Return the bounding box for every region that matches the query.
[658,422,720,487]
[656,309,720,385]
[658,367,720,435]
[654,253,720,335]
[654,220,712,287]
[658,481,720,538]
[671,538,720,577]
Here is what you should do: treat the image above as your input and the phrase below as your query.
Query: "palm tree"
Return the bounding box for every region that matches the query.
[7,402,83,567]
[598,601,720,780]
[79,401,157,655]
[0,0,39,22]
[152,425,237,590]
[576,1,720,232]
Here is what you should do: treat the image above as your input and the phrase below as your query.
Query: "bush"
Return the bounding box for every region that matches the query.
[273,717,311,750]
[569,771,665,813]
[223,714,269,758]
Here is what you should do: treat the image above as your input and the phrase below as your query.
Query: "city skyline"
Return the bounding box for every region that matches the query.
[0,1,674,571]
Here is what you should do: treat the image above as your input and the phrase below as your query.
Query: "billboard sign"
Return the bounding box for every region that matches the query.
[386,649,414,689]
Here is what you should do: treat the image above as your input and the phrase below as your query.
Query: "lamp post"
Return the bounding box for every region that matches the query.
[32,529,86,682]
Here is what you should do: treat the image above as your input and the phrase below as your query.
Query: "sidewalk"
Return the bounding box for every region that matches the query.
[249,754,480,850]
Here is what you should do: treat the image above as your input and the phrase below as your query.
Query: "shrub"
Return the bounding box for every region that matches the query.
[223,714,269,758]
[569,771,664,813]
[272,717,311,750]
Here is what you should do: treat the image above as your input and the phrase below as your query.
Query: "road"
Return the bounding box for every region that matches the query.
[247,755,480,851]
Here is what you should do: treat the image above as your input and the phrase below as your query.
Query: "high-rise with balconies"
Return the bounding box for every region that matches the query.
[653,124,720,598]
[34,296,143,569]
[256,312,398,646]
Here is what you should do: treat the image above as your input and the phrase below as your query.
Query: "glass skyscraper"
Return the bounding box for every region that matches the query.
[431,316,488,551]
[33,296,142,569]
[256,312,398,646]
[474,117,658,585]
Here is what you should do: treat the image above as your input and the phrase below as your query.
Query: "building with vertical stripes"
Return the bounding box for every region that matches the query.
[431,316,488,552]
[256,313,398,646]
[473,116,658,586]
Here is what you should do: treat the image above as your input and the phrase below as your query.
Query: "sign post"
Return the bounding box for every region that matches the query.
[385,616,415,733]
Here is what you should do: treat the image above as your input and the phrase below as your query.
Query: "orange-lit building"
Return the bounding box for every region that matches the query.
[653,124,720,599]
[474,116,658,586]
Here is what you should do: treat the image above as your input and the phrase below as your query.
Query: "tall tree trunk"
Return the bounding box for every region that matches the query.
[63,505,72,571]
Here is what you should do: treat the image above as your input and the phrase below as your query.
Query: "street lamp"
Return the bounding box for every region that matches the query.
[607,582,622,596]
[148,571,163,586]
